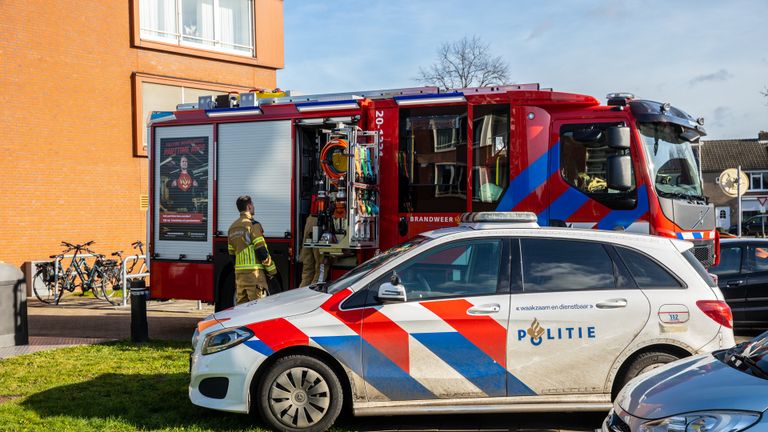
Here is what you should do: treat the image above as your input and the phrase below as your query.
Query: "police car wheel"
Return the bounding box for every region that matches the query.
[616,351,680,396]
[256,355,343,432]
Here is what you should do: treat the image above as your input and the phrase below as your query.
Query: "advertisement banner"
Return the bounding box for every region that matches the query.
[159,137,209,241]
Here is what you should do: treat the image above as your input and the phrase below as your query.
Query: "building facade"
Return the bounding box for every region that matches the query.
[702,131,768,232]
[0,0,283,268]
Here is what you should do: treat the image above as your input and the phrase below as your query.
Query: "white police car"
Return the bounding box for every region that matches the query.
[189,212,735,432]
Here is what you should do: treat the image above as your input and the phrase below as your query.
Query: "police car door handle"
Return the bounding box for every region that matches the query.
[596,298,627,309]
[726,280,745,287]
[467,303,501,315]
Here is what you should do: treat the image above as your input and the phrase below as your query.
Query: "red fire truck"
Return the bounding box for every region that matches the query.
[147,84,716,309]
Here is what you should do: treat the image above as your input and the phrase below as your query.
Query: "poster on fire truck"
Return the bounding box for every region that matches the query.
[158,137,208,241]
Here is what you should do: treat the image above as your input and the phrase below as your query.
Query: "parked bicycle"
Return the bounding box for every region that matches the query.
[101,240,148,305]
[33,241,111,305]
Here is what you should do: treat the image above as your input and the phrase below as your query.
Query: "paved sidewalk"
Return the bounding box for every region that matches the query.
[0,298,213,359]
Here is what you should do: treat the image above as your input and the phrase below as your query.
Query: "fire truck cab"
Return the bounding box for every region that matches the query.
[147,85,715,309]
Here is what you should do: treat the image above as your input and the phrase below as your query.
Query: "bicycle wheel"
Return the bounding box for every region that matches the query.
[55,268,77,305]
[100,266,123,306]
[33,267,59,304]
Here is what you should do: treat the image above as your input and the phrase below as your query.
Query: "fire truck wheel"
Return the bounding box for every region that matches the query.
[256,354,343,432]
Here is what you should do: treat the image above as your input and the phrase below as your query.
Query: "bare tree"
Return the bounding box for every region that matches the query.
[418,36,510,90]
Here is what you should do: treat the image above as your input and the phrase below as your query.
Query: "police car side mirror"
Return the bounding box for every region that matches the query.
[377,281,407,303]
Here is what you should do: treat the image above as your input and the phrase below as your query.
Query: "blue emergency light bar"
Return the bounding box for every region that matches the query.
[394,92,466,106]
[295,99,361,112]
[205,106,262,117]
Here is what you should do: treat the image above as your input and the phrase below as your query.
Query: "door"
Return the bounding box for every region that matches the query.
[550,120,650,233]
[360,238,524,401]
[396,106,469,242]
[744,243,768,328]
[508,238,651,394]
[710,243,747,325]
[716,206,730,230]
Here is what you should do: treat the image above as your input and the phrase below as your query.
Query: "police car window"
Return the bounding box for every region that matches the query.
[559,123,636,210]
[616,247,682,288]
[327,236,430,294]
[521,239,614,292]
[395,239,502,301]
[709,246,742,275]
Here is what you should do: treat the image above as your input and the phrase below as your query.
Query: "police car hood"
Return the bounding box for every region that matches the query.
[618,353,768,419]
[212,287,329,327]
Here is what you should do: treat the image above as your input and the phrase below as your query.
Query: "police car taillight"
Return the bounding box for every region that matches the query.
[696,300,733,329]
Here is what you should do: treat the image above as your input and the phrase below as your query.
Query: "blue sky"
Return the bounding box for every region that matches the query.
[278,0,768,140]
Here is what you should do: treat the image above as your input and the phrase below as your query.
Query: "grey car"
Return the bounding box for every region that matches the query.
[603,331,768,431]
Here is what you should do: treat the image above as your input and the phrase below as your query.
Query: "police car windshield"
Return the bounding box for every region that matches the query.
[638,122,704,199]
[326,236,430,294]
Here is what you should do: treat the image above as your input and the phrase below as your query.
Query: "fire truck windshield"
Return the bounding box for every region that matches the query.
[638,121,704,200]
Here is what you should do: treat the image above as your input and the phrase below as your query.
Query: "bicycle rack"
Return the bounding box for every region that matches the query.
[52,253,100,297]
[121,255,149,307]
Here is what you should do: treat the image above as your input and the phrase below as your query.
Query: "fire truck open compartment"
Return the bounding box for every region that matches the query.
[294,118,381,281]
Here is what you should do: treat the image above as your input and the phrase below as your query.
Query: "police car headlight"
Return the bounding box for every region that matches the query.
[201,327,253,355]
[639,411,759,432]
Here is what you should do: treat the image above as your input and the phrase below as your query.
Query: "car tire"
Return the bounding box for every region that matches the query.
[256,355,343,432]
[615,351,681,396]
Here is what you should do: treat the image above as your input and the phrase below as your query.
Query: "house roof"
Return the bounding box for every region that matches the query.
[701,138,768,173]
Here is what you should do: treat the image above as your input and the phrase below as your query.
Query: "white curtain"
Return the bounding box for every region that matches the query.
[218,0,251,52]
[200,0,214,45]
[140,0,177,40]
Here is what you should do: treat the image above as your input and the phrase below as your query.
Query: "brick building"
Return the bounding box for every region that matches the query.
[0,0,283,268]
[701,131,768,231]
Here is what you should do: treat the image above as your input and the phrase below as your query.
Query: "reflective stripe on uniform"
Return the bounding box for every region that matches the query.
[234,244,267,271]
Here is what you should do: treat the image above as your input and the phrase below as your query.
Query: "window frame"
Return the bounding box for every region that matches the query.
[341,237,512,308]
[710,244,745,276]
[613,245,687,289]
[744,243,768,274]
[749,171,768,192]
[557,121,638,210]
[519,237,620,293]
[132,0,263,66]
[132,73,251,156]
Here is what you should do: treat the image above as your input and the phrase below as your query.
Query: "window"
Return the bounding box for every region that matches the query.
[616,247,682,288]
[399,107,468,213]
[434,163,466,197]
[472,105,509,211]
[746,244,768,273]
[521,239,615,292]
[394,240,503,301]
[139,0,254,56]
[133,74,247,156]
[710,246,742,275]
[749,172,768,192]
[560,123,636,210]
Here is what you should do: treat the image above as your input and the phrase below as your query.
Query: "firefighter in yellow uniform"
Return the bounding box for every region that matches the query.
[228,195,277,304]
[299,215,321,287]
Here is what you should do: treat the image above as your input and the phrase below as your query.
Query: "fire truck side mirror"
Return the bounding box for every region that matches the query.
[607,126,631,150]
[607,155,632,191]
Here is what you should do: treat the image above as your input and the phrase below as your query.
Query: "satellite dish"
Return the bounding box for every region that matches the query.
[718,168,749,198]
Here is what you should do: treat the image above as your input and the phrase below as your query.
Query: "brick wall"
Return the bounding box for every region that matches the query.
[0,1,282,267]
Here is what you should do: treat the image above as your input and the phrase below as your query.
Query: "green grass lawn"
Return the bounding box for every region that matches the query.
[0,342,268,431]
